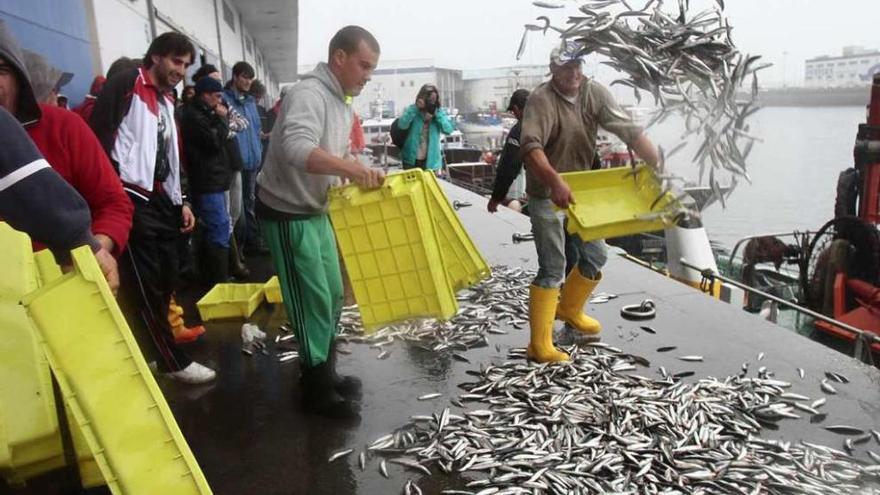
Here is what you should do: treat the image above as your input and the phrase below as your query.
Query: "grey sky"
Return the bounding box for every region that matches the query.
[298,0,879,87]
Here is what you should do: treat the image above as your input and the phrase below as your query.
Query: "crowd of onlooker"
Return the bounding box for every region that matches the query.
[0,20,285,384]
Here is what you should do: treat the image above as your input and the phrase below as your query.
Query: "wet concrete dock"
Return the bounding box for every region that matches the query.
[5,180,880,495]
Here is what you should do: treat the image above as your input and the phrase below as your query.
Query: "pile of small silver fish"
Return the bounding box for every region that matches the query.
[336,266,534,358]
[521,0,770,207]
[358,345,880,494]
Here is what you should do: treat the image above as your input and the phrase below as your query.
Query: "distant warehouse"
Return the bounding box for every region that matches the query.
[805,46,880,88]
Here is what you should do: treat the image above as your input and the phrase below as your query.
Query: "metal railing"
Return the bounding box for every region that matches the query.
[725,230,815,269]
[679,258,880,348]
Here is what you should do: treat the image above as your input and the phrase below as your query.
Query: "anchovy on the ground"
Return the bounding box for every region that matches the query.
[821,380,838,395]
[678,355,704,362]
[360,346,880,494]
[327,448,353,463]
[826,371,850,384]
[336,266,535,356]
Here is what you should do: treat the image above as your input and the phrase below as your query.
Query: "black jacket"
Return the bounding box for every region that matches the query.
[491,121,524,202]
[179,99,235,194]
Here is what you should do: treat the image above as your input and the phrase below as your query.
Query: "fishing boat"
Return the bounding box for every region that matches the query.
[456,112,505,149]
[361,116,396,145]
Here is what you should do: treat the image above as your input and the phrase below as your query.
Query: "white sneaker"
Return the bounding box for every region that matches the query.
[166,362,216,384]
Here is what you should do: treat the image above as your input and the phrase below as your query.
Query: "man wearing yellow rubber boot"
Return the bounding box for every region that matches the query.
[519,42,659,363]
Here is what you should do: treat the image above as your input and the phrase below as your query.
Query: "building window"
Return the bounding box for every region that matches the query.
[222,2,235,32]
[410,80,414,87]
[400,81,405,87]
[246,37,254,55]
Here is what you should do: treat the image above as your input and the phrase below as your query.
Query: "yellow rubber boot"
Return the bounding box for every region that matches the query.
[556,268,602,335]
[526,285,569,363]
[169,296,206,344]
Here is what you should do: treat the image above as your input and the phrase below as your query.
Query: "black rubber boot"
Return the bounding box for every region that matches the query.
[328,345,362,400]
[228,235,250,281]
[202,246,231,285]
[300,361,360,419]
[245,236,271,256]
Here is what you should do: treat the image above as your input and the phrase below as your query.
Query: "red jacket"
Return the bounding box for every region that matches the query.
[350,112,366,153]
[72,96,96,123]
[26,104,133,256]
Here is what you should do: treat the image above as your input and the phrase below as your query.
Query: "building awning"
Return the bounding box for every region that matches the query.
[229,0,298,81]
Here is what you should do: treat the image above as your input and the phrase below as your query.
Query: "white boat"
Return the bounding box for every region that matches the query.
[361,116,396,145]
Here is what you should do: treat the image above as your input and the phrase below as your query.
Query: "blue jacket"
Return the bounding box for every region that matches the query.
[223,88,262,170]
[398,104,455,170]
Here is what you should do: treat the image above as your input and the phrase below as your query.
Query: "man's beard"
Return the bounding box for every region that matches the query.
[156,67,178,91]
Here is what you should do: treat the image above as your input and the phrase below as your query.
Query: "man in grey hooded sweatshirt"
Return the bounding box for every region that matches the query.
[256,25,383,419]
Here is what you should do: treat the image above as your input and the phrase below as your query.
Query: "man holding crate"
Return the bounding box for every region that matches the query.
[256,26,384,419]
[519,43,659,363]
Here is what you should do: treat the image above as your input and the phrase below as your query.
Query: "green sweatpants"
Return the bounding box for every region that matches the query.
[262,215,343,368]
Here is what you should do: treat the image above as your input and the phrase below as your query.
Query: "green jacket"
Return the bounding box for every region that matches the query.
[398,104,455,170]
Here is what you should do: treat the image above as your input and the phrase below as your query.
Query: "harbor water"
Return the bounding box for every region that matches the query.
[649,105,869,248]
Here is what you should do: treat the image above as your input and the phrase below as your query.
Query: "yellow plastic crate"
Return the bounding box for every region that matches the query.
[561,165,679,242]
[22,246,213,495]
[329,170,458,330]
[0,233,103,487]
[34,249,64,286]
[264,276,283,304]
[196,283,264,320]
[423,173,491,291]
[0,225,64,477]
[30,249,104,489]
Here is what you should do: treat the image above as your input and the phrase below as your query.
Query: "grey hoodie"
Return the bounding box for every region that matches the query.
[0,20,41,125]
[257,62,352,216]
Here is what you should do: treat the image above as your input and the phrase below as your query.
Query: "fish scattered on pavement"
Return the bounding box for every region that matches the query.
[337,266,535,357]
[357,345,878,494]
[327,448,353,463]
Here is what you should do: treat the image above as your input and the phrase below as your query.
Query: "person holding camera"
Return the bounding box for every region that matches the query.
[397,83,455,172]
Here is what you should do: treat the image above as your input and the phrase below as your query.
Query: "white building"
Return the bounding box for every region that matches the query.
[1,0,297,106]
[805,46,880,89]
[461,65,547,113]
[297,60,552,117]
[300,59,464,119]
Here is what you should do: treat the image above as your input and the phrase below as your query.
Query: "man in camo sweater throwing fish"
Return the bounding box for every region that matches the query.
[519,43,659,363]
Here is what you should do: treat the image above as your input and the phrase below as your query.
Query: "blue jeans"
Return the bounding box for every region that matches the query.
[194,193,230,248]
[529,199,607,288]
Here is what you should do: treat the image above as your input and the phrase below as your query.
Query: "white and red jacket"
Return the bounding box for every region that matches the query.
[90,66,183,205]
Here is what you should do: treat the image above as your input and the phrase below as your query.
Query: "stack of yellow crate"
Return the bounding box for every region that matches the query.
[0,223,213,494]
[328,170,490,331]
[0,223,97,486]
[196,283,265,320]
